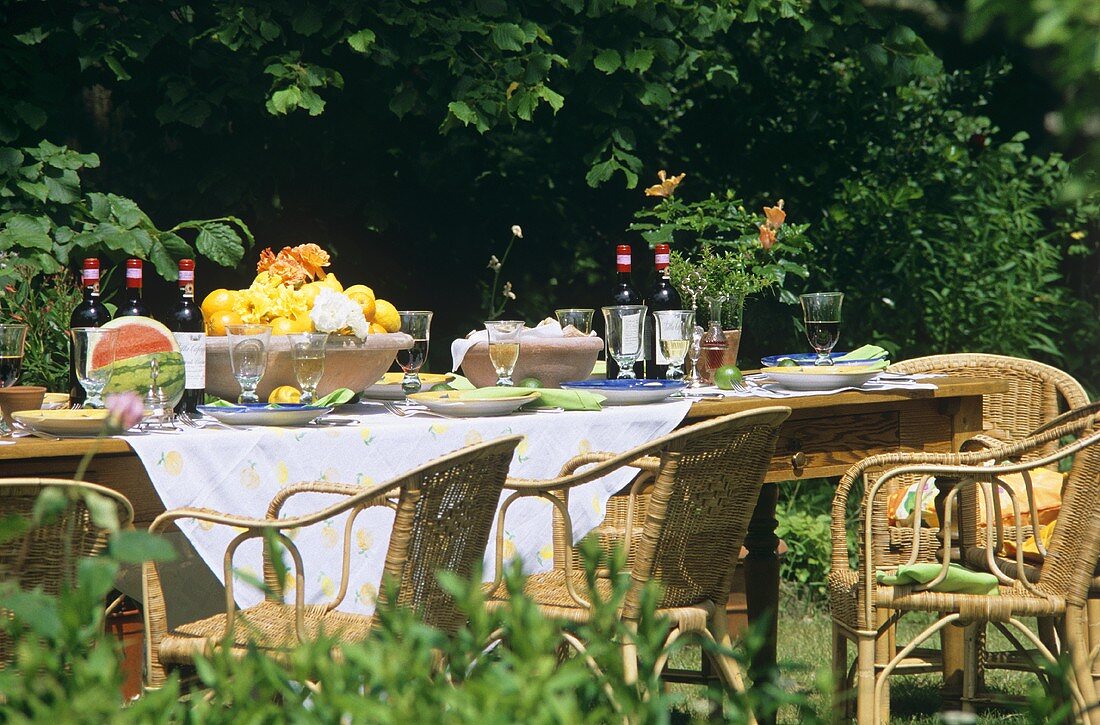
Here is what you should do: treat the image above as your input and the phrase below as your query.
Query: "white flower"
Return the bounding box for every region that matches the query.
[487,254,501,271]
[310,288,370,339]
[510,224,523,239]
[503,281,516,300]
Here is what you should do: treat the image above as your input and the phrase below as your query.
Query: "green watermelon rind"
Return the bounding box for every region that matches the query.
[102,351,186,408]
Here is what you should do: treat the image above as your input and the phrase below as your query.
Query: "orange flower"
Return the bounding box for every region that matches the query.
[256,248,279,274]
[644,169,686,198]
[763,199,786,228]
[269,255,311,286]
[758,224,777,251]
[291,243,330,280]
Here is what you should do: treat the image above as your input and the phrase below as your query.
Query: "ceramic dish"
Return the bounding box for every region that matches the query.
[406,391,539,417]
[13,408,111,436]
[42,393,70,410]
[363,372,456,400]
[759,366,881,391]
[760,352,885,368]
[196,403,333,427]
[559,379,686,406]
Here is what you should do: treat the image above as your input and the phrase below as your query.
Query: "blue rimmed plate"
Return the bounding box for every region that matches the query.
[760,352,884,368]
[196,403,333,427]
[559,379,685,406]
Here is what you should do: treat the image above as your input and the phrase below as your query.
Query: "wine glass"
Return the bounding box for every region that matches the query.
[69,327,119,408]
[292,332,329,404]
[554,309,595,335]
[226,324,272,403]
[601,305,646,380]
[653,310,695,381]
[800,292,844,366]
[397,311,432,399]
[0,324,28,388]
[484,320,524,386]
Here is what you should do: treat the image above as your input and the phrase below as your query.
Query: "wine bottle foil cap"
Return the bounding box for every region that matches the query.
[126,258,142,269]
[178,258,195,271]
[82,257,100,269]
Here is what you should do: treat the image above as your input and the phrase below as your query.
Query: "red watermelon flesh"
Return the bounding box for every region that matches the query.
[94,317,180,368]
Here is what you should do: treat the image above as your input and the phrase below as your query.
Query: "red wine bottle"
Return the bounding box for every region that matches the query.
[167,259,206,414]
[646,243,682,379]
[115,258,151,318]
[68,257,112,403]
[607,244,644,379]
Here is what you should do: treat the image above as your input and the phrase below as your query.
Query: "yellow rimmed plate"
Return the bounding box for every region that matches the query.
[759,365,882,391]
[42,393,70,410]
[364,372,456,400]
[12,408,111,436]
[407,390,539,417]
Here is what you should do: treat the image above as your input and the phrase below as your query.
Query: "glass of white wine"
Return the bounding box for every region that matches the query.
[397,311,432,401]
[653,310,695,380]
[484,320,524,386]
[292,332,329,404]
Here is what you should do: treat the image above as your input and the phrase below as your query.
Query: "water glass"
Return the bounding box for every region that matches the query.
[226,324,272,403]
[554,309,595,335]
[602,305,647,379]
[484,320,524,386]
[799,292,844,366]
[397,311,432,398]
[292,332,329,404]
[69,327,119,408]
[0,324,28,388]
[653,310,695,380]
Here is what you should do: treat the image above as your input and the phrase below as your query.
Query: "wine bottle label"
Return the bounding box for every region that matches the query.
[616,254,630,268]
[82,269,99,283]
[126,268,141,279]
[655,252,670,267]
[179,270,194,282]
[174,332,206,387]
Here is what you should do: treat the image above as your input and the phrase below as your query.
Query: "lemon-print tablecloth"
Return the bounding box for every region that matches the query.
[125,401,692,614]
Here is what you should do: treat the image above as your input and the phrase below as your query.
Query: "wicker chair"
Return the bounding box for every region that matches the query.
[828,404,1100,722]
[0,478,134,665]
[142,435,522,688]
[485,408,790,702]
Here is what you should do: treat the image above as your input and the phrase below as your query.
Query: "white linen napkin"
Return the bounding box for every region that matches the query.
[450,318,596,372]
[682,372,944,399]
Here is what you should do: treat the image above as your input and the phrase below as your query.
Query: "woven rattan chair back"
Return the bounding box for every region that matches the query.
[620,408,789,618]
[0,478,134,664]
[378,435,521,633]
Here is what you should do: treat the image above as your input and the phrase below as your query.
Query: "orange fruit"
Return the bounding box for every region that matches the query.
[201,289,239,319]
[270,316,311,335]
[207,309,243,336]
[372,299,400,333]
[368,322,387,335]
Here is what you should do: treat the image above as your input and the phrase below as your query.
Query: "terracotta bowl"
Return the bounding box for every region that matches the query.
[206,333,412,402]
[0,385,47,426]
[460,336,604,388]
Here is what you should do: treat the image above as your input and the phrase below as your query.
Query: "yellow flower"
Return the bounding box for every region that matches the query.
[644,169,686,198]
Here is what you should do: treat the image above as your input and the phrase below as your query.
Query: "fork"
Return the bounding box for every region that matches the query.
[382,401,448,419]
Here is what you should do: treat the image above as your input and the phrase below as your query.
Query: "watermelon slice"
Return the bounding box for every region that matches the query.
[94,316,179,368]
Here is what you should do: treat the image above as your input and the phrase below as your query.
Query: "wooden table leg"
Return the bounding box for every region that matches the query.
[744,481,780,687]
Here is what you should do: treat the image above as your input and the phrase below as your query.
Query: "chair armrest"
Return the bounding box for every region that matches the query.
[266,480,398,519]
[504,446,666,493]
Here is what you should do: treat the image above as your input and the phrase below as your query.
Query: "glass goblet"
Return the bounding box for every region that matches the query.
[601,305,647,380]
[653,310,695,381]
[0,324,28,388]
[69,327,119,408]
[397,311,432,400]
[292,332,329,404]
[226,324,272,403]
[800,292,844,366]
[554,309,595,335]
[484,320,524,386]
[685,325,705,388]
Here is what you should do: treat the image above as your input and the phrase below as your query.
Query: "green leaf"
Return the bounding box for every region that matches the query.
[585,158,616,187]
[624,49,655,72]
[291,6,323,36]
[13,101,47,130]
[31,487,68,525]
[0,147,24,173]
[638,82,671,107]
[389,86,418,118]
[104,55,131,81]
[593,49,622,74]
[109,530,177,563]
[347,28,376,53]
[0,588,60,639]
[0,514,30,545]
[535,85,564,113]
[476,0,508,15]
[0,214,52,251]
[44,169,80,204]
[447,101,478,127]
[14,27,49,45]
[82,490,120,532]
[108,194,146,229]
[15,179,47,202]
[491,23,527,52]
[195,222,245,267]
[259,19,280,41]
[77,558,119,602]
[269,86,303,115]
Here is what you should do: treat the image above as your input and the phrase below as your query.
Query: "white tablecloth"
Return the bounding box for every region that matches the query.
[126,401,692,614]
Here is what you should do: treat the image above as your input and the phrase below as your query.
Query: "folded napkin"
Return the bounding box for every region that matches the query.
[876,563,999,596]
[203,387,355,408]
[450,319,597,371]
[449,386,605,411]
[836,345,889,362]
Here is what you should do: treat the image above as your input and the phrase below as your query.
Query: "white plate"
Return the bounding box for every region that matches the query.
[13,409,111,436]
[196,405,333,427]
[363,373,456,400]
[407,391,539,417]
[559,379,685,406]
[759,366,880,391]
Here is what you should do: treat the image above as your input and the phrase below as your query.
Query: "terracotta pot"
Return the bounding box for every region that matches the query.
[721,329,742,367]
[460,336,604,388]
[0,385,46,426]
[205,333,412,401]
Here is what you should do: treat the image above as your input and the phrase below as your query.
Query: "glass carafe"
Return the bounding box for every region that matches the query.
[698,296,729,385]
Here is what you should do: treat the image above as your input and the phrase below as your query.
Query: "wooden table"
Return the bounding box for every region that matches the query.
[0,376,1007,691]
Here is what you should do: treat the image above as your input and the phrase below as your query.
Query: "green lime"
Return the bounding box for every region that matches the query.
[429,383,454,392]
[713,365,744,390]
[518,377,543,389]
[777,358,799,368]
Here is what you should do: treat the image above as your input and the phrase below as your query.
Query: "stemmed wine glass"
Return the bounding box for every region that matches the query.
[69,327,119,408]
[292,332,329,405]
[0,324,28,388]
[602,305,647,380]
[800,292,844,366]
[397,311,432,400]
[653,310,695,380]
[554,309,594,335]
[226,324,271,403]
[484,320,524,386]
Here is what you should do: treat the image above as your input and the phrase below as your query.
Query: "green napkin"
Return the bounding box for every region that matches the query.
[446,375,477,390]
[451,387,605,411]
[313,388,356,407]
[876,563,999,596]
[837,345,889,362]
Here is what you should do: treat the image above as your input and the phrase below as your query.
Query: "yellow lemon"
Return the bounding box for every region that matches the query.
[269,315,311,335]
[344,285,377,321]
[321,273,343,293]
[299,281,326,307]
[201,289,239,319]
[269,385,301,404]
[207,309,243,336]
[368,322,387,335]
[372,299,400,333]
[161,451,184,476]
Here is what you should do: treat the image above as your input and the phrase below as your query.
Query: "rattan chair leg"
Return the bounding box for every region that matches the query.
[1068,603,1097,725]
[856,629,878,724]
[1087,598,1100,695]
[621,620,640,686]
[962,622,980,713]
[831,623,850,723]
[874,608,892,724]
[708,607,750,697]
